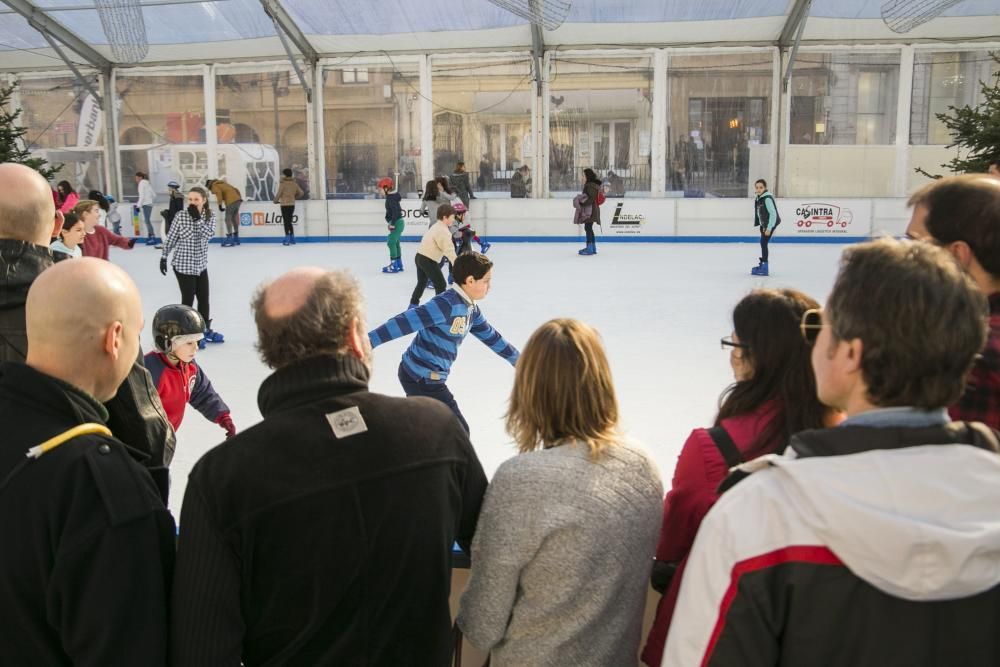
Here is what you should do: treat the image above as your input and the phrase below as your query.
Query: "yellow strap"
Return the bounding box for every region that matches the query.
[25,423,113,459]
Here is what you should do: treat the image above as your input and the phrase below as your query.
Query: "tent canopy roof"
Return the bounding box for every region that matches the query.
[1,0,998,71]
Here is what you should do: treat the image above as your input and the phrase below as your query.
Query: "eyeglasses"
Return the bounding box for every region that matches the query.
[720,335,748,351]
[800,308,825,345]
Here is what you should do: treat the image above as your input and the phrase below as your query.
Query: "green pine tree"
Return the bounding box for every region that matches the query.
[0,81,61,179]
[916,52,1000,179]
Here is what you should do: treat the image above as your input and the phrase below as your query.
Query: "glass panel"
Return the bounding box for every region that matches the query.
[215,71,309,201]
[549,55,654,195]
[668,53,774,197]
[117,74,206,201]
[431,56,534,197]
[789,52,900,145]
[324,61,421,198]
[17,74,106,194]
[910,51,1000,145]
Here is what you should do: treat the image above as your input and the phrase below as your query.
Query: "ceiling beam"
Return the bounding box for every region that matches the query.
[258,0,317,64]
[0,0,110,70]
[778,0,813,48]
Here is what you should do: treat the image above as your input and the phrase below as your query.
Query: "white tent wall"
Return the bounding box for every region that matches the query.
[0,36,1000,237]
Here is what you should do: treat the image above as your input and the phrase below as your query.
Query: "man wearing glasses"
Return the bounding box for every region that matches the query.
[663,238,1000,667]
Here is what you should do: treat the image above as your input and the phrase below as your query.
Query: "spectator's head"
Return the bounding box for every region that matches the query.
[134,171,146,182]
[58,213,85,249]
[906,174,1000,293]
[814,238,987,415]
[252,267,369,370]
[56,180,73,200]
[718,288,829,458]
[455,161,465,172]
[73,199,101,232]
[0,163,60,245]
[988,159,999,176]
[453,252,492,300]
[507,318,619,460]
[25,257,143,401]
[282,168,293,178]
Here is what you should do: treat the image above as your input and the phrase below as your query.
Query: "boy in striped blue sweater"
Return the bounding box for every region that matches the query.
[369,252,519,433]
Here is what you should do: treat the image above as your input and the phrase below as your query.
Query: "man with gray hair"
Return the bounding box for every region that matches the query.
[0,163,175,489]
[172,267,488,666]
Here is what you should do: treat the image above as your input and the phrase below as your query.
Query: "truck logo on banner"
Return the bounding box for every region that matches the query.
[794,203,853,233]
[609,202,646,235]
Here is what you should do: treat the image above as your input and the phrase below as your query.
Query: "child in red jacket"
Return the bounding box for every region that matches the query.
[144,304,235,439]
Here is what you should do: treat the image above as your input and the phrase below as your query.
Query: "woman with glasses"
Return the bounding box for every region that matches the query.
[458,319,663,666]
[642,288,837,667]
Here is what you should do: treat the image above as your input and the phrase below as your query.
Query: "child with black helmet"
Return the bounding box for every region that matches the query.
[144,304,236,440]
[379,177,404,273]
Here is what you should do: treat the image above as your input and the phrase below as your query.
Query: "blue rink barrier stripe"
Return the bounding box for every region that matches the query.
[217,235,871,244]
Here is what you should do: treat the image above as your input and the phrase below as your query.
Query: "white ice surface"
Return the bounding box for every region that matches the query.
[112,241,847,518]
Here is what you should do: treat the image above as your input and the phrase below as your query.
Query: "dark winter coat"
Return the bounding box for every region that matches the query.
[582,180,603,224]
[0,239,54,362]
[0,238,176,479]
[0,362,176,666]
[166,191,185,225]
[451,171,474,206]
[171,354,489,666]
[384,190,403,223]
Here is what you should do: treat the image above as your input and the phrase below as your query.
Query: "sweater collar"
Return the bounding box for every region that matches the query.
[258,354,371,417]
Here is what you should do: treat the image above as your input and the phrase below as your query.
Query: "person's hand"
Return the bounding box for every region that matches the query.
[388,223,395,231]
[159,257,167,276]
[128,238,136,248]
[216,413,236,439]
[219,205,225,212]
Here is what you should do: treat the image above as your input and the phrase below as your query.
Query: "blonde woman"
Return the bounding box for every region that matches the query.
[457,319,663,666]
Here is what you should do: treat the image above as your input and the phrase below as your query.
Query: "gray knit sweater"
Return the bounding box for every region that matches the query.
[457,439,663,666]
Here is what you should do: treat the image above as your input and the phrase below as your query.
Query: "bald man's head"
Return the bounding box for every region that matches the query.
[26,257,143,401]
[0,163,58,245]
[252,267,366,369]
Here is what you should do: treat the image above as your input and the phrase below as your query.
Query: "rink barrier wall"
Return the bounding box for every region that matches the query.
[123,197,912,244]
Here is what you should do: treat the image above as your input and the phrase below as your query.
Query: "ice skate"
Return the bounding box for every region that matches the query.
[478,239,491,254]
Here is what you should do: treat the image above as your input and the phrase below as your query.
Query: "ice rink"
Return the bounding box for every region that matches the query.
[113,240,848,517]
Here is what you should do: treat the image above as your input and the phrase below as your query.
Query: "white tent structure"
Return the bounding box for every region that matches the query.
[1,0,998,239]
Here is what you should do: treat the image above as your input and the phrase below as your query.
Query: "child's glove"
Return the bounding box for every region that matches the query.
[216,412,236,439]
[159,257,168,275]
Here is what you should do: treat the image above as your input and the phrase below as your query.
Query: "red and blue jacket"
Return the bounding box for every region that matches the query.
[144,351,229,432]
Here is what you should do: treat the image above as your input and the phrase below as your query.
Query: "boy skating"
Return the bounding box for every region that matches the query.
[369,252,518,433]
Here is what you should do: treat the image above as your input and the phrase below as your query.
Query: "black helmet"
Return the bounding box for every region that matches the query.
[152,304,205,353]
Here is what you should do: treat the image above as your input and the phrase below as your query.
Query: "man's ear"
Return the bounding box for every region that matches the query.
[346,316,365,360]
[103,321,124,361]
[50,211,64,241]
[843,337,864,375]
[947,240,975,271]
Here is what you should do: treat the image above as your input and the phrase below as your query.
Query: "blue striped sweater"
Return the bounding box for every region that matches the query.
[369,288,519,382]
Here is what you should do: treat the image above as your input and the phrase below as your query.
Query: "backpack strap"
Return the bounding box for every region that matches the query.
[707,425,743,469]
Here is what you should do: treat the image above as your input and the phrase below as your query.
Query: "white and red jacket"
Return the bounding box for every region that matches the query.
[664,421,1000,666]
